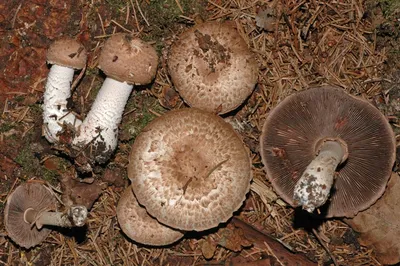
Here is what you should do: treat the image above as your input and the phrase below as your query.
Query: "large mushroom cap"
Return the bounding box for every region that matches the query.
[260,86,396,218]
[47,37,87,69]
[4,182,56,249]
[129,108,252,231]
[117,186,184,246]
[98,33,159,85]
[168,21,258,114]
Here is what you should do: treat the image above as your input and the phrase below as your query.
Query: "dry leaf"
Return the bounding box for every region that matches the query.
[345,172,400,265]
[201,238,216,260]
[255,8,277,32]
[218,223,252,252]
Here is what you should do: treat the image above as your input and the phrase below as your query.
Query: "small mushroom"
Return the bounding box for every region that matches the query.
[72,33,158,163]
[42,37,87,143]
[4,182,88,249]
[129,108,252,231]
[168,21,258,114]
[260,86,396,217]
[117,186,184,246]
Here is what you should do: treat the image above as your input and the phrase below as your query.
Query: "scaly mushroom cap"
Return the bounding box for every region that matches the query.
[98,33,159,85]
[117,186,184,246]
[260,86,396,218]
[4,182,57,249]
[47,37,87,69]
[168,21,258,114]
[129,108,252,231]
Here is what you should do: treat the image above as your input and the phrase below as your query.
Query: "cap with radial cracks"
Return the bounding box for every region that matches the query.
[117,186,184,246]
[128,108,252,231]
[168,21,258,114]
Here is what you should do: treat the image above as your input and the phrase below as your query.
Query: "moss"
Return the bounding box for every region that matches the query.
[0,122,14,133]
[42,168,58,185]
[121,95,166,142]
[140,0,206,51]
[15,148,34,170]
[105,0,127,12]
[29,103,43,117]
[14,95,25,103]
[379,0,400,17]
[124,109,157,141]
[15,147,59,185]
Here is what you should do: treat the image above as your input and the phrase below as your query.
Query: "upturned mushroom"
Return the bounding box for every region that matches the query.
[260,86,396,217]
[168,21,258,114]
[72,33,158,163]
[129,108,252,231]
[4,182,88,249]
[42,37,87,143]
[117,186,184,246]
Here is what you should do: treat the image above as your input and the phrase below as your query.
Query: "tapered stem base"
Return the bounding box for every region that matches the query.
[293,141,345,213]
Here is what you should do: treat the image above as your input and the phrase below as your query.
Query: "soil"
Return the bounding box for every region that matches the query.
[0,0,399,265]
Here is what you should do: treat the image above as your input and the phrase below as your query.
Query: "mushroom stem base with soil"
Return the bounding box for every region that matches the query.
[293,140,345,213]
[24,206,88,230]
[43,65,82,143]
[72,78,133,163]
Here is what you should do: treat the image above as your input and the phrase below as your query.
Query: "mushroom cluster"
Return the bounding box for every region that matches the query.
[42,34,158,165]
[4,182,88,248]
[168,21,258,114]
[117,108,252,245]
[260,86,396,217]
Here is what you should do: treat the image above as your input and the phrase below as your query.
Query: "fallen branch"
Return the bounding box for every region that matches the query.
[231,217,317,266]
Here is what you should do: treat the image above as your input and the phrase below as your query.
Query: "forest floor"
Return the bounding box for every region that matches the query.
[0,0,399,265]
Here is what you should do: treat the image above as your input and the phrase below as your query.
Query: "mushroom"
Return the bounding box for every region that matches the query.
[117,186,184,246]
[260,86,396,217]
[42,37,87,143]
[168,21,258,114]
[129,108,252,231]
[4,182,88,249]
[72,33,158,163]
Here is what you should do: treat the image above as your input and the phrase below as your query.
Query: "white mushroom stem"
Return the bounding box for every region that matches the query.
[72,78,133,162]
[24,206,88,230]
[43,65,82,143]
[293,141,345,213]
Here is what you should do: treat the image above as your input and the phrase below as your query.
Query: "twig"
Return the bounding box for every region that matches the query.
[71,66,87,93]
[135,0,150,26]
[11,3,22,29]
[175,0,184,13]
[312,228,339,266]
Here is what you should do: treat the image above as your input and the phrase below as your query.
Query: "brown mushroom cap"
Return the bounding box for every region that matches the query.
[47,37,87,69]
[260,86,396,218]
[129,108,252,231]
[4,182,56,249]
[98,33,159,85]
[117,186,184,246]
[168,21,258,114]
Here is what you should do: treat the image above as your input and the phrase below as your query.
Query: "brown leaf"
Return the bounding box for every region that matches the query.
[159,86,180,109]
[201,238,217,260]
[255,8,277,32]
[345,172,400,265]
[217,223,252,252]
[59,169,105,210]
